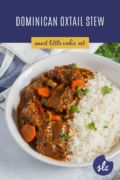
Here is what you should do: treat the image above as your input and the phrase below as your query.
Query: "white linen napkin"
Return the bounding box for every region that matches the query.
[0,43,50,109]
[1,43,49,64]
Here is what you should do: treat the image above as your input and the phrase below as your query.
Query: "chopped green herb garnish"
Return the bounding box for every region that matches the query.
[83,88,89,95]
[88,122,97,130]
[72,63,78,68]
[76,86,89,96]
[95,43,120,63]
[76,86,82,94]
[87,108,93,115]
[101,86,112,95]
[60,133,70,139]
[103,125,108,128]
[19,118,26,127]
[67,79,71,84]
[71,104,79,113]
[40,98,47,104]
[87,112,91,116]
[61,113,65,118]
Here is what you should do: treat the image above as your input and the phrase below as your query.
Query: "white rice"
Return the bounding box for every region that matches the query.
[68,73,120,163]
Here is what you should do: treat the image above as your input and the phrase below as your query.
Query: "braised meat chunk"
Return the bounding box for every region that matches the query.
[45,85,74,112]
[45,64,94,84]
[37,121,69,160]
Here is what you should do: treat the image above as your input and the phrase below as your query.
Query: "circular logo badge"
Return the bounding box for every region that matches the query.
[93,155,113,176]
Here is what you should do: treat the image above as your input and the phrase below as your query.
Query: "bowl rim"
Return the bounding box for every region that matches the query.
[5,52,120,167]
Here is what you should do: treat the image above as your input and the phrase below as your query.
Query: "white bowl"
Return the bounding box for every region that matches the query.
[5,53,120,167]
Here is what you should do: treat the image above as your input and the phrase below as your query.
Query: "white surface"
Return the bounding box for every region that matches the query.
[0,107,120,180]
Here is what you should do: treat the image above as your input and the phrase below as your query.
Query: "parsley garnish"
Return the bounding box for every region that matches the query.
[95,43,120,63]
[83,88,89,95]
[103,125,108,128]
[19,118,26,127]
[71,104,79,113]
[72,63,78,68]
[40,98,47,104]
[87,112,91,116]
[87,108,93,115]
[60,133,70,139]
[88,122,97,130]
[76,86,82,94]
[101,86,112,95]
[91,108,93,112]
[76,86,89,96]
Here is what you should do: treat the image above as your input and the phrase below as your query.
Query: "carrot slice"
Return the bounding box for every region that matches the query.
[52,115,62,121]
[37,87,51,97]
[71,79,86,89]
[20,124,36,142]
